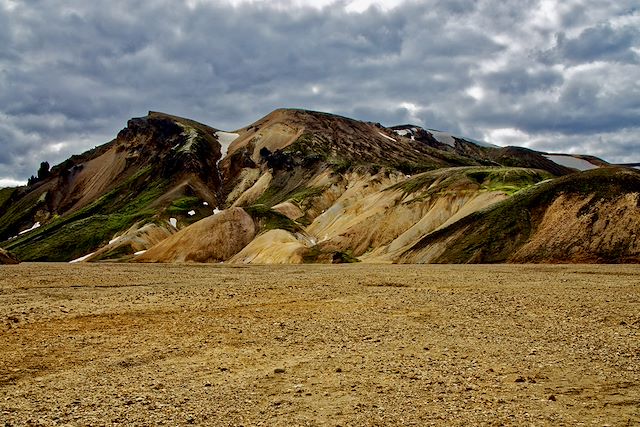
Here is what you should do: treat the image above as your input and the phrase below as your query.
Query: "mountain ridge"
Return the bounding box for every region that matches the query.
[1,108,637,264]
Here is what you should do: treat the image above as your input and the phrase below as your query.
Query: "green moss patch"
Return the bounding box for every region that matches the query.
[389,167,552,199]
[166,196,201,215]
[244,204,303,234]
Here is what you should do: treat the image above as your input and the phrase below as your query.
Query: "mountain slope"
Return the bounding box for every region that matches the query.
[0,112,226,261]
[0,108,634,264]
[0,247,19,264]
[397,167,640,263]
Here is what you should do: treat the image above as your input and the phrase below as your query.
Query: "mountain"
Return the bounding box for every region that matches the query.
[397,167,640,263]
[0,111,223,261]
[1,108,637,264]
[0,247,19,264]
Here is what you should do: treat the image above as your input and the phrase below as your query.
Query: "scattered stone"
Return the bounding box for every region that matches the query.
[336,368,342,373]
[274,368,286,374]
[515,376,526,383]
[548,395,557,401]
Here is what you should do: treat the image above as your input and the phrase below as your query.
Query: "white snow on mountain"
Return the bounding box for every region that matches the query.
[543,155,598,171]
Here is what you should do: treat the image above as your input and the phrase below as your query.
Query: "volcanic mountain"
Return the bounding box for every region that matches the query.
[1,108,638,263]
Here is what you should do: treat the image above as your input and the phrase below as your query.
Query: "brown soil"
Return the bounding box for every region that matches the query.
[1,263,638,426]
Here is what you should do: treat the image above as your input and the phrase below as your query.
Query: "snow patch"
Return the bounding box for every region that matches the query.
[169,218,177,228]
[108,236,122,245]
[394,129,410,136]
[134,250,147,256]
[216,131,239,161]
[543,155,598,171]
[187,210,196,216]
[427,130,456,147]
[213,208,221,215]
[19,222,41,235]
[378,131,396,142]
[203,201,209,206]
[461,137,499,148]
[69,252,95,263]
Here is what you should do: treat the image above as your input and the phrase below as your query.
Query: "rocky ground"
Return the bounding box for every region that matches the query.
[0,263,638,426]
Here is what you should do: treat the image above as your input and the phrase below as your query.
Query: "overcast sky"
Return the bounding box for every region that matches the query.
[1,0,638,186]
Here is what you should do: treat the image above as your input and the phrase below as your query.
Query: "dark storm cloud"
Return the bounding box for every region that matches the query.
[1,0,639,184]
[542,23,640,64]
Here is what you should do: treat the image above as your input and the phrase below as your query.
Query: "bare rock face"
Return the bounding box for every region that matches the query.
[0,248,20,264]
[137,208,256,263]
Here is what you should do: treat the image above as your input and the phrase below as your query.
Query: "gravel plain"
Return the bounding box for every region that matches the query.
[1,263,639,426]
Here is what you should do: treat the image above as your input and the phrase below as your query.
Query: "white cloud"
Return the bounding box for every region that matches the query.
[0,178,25,188]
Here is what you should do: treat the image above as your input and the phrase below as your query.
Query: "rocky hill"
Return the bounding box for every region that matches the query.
[1,108,637,264]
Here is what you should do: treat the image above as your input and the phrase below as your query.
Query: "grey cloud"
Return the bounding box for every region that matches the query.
[542,23,640,64]
[0,0,639,185]
[482,67,564,95]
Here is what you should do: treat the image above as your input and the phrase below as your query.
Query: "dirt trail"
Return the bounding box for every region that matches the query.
[1,263,638,425]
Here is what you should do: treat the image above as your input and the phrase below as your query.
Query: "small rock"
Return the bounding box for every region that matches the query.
[335,368,342,373]
[548,395,556,401]
[274,368,286,374]
[515,376,526,383]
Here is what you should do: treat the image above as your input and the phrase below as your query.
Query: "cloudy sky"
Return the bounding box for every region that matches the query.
[1,0,638,186]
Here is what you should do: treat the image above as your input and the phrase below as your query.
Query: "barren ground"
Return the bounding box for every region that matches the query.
[1,263,638,426]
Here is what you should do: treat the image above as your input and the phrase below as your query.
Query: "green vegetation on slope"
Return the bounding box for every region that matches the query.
[0,188,48,240]
[244,204,303,234]
[0,187,16,211]
[4,167,169,261]
[389,167,552,199]
[166,196,201,215]
[403,167,640,263]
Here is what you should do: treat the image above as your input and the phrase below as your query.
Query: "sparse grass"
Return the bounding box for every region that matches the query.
[166,196,201,215]
[289,186,326,206]
[9,213,146,262]
[331,250,360,264]
[0,187,16,210]
[0,189,48,241]
[93,244,134,261]
[5,166,170,261]
[329,158,353,174]
[244,204,303,234]
[389,167,552,199]
[406,167,640,263]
